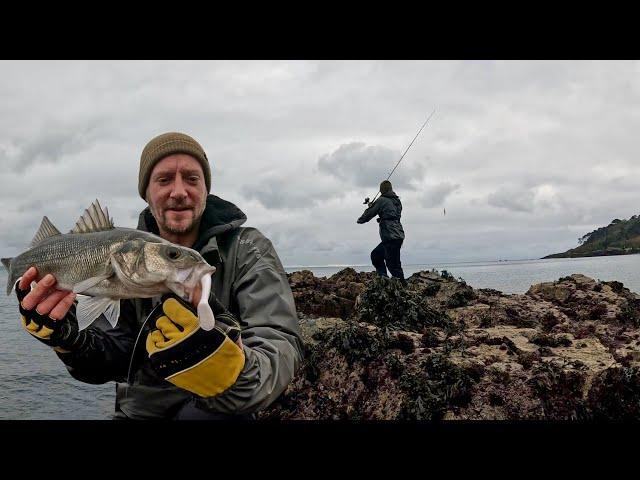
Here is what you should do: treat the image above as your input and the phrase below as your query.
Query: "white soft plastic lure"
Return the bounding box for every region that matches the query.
[197,273,215,330]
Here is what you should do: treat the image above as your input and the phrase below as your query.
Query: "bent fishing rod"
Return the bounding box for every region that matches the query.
[363,108,436,206]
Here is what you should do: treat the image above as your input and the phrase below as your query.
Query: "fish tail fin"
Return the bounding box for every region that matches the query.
[1,258,13,295]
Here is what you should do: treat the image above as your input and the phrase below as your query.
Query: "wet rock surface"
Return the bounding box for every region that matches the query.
[258,269,640,420]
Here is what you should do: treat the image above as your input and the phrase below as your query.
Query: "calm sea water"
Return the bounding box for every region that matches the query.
[0,278,114,419]
[2,254,640,419]
[284,255,640,295]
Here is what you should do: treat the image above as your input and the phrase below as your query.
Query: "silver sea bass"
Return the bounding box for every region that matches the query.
[1,199,216,330]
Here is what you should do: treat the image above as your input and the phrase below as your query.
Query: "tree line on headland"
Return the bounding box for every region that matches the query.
[544,214,640,258]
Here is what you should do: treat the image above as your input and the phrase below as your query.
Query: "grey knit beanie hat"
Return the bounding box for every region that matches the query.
[380,180,393,194]
[138,132,211,199]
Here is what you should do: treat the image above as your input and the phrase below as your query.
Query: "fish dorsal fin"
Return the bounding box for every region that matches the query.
[70,199,115,234]
[30,216,62,247]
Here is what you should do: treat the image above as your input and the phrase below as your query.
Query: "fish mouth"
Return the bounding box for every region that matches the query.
[171,264,216,301]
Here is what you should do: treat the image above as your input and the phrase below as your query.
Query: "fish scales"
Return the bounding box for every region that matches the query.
[2,200,216,329]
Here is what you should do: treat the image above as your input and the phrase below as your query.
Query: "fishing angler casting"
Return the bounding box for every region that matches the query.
[358,109,436,285]
[363,109,436,206]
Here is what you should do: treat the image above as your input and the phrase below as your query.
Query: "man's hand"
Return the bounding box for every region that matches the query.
[146,295,245,398]
[19,267,76,320]
[16,267,83,352]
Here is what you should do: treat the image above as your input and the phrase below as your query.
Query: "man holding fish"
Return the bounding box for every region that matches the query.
[7,132,304,419]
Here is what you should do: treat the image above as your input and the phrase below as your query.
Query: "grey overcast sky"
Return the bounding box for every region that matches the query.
[1,60,639,267]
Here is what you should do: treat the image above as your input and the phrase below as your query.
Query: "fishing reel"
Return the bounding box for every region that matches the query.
[363,197,370,205]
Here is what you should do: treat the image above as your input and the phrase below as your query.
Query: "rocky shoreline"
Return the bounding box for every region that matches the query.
[258,268,640,420]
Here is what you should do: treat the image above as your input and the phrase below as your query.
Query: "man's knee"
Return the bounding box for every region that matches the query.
[371,244,384,261]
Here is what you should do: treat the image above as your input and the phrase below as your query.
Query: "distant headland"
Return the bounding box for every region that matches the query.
[544,214,640,259]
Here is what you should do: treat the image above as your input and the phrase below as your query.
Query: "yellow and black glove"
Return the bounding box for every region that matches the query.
[146,294,245,398]
[15,280,85,353]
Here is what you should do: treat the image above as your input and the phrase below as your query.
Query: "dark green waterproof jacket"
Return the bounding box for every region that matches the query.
[56,195,304,419]
[357,191,405,242]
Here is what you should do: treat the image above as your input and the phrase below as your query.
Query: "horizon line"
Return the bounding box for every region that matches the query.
[283,258,541,269]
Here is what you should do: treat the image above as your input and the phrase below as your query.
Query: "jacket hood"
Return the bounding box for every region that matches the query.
[382,190,399,199]
[137,194,247,250]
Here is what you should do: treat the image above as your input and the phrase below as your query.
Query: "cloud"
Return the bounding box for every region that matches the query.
[242,181,318,210]
[4,122,106,172]
[487,186,536,213]
[241,171,343,210]
[422,182,460,207]
[317,142,426,190]
[486,183,564,214]
[2,60,640,265]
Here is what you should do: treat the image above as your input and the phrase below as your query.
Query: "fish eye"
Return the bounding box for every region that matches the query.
[166,246,182,260]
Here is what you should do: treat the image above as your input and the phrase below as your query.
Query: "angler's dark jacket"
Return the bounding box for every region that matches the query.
[357,191,405,242]
[56,195,304,419]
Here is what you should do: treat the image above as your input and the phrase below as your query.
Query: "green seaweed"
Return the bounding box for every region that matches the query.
[587,366,640,419]
[398,353,476,420]
[356,276,451,332]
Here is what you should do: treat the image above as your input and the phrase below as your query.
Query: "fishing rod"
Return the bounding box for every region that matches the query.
[363,108,436,206]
